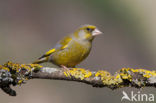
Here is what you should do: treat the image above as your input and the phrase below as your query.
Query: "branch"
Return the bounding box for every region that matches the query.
[0,61,156,96]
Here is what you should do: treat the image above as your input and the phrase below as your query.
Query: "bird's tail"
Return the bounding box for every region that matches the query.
[32,57,48,64]
[32,49,54,64]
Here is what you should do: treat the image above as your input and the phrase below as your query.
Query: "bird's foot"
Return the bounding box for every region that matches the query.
[61,65,71,77]
[61,65,70,71]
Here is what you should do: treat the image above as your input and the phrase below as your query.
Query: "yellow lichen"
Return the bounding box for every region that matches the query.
[18,80,23,85]
[95,70,113,85]
[2,61,156,88]
[119,68,133,81]
[118,68,156,82]
[130,68,156,79]
[143,74,151,78]
[64,71,71,78]
[84,71,92,78]
[95,70,110,77]
[0,61,43,86]
[64,68,92,80]
[1,66,10,71]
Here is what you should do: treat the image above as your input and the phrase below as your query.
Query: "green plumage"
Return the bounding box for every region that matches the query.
[33,25,102,67]
[50,37,92,67]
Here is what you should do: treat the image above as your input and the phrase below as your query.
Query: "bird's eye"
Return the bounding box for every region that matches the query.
[86,28,91,31]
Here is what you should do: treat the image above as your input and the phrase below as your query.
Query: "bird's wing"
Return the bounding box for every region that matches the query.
[39,35,72,59]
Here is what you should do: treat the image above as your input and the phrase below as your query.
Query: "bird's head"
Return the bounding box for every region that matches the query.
[74,25,102,42]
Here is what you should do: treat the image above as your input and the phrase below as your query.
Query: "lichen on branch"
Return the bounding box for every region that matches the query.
[0,61,156,96]
[0,61,42,96]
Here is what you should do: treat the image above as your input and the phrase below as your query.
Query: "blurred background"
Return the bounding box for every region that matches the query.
[0,0,156,103]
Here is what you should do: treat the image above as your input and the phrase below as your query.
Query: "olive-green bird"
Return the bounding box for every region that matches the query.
[33,25,102,68]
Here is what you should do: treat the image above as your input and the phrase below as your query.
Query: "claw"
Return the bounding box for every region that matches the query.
[61,65,69,71]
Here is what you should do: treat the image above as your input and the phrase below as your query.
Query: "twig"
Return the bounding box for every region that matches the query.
[0,61,156,96]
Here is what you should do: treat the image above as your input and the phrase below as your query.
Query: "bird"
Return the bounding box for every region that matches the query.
[32,24,102,69]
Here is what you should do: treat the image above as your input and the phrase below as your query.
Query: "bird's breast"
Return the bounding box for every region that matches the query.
[51,40,92,67]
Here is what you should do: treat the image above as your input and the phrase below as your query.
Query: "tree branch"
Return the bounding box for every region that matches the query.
[0,61,156,96]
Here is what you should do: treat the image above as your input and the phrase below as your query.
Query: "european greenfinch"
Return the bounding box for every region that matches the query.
[33,24,102,68]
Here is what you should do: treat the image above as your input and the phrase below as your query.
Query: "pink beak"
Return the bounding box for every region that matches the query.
[92,28,102,36]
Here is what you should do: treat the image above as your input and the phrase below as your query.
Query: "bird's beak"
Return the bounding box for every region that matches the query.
[92,28,102,36]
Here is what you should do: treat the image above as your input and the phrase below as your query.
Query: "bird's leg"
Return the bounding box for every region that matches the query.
[60,65,71,77]
[61,65,70,71]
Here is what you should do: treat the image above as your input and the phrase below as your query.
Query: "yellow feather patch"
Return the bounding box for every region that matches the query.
[61,44,68,49]
[45,48,55,55]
